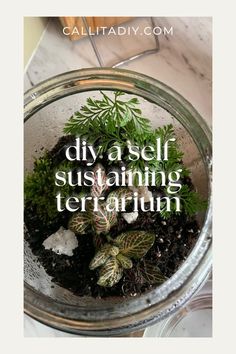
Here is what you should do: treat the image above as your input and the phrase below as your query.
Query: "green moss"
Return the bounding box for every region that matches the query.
[24,153,74,223]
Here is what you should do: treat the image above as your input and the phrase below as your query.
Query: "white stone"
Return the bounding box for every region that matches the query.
[130,186,153,203]
[122,211,139,224]
[42,226,78,256]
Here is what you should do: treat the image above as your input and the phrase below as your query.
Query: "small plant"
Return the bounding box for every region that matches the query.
[63,91,151,152]
[68,163,133,235]
[89,230,156,287]
[63,94,185,178]
[160,185,207,219]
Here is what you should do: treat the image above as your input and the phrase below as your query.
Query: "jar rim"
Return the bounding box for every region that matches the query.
[24,67,212,336]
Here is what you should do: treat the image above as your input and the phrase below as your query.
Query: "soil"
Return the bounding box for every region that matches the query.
[24,136,200,298]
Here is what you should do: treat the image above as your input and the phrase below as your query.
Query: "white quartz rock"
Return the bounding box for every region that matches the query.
[122,211,139,224]
[130,186,153,203]
[43,226,78,256]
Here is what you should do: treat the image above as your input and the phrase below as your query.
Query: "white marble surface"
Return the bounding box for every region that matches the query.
[24,17,212,337]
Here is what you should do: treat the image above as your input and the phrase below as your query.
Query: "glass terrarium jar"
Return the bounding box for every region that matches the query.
[24,68,212,336]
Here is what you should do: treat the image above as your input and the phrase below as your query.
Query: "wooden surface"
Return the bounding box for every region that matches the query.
[60,17,133,40]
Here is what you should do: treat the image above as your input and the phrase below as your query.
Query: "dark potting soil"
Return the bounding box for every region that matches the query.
[24,136,201,298]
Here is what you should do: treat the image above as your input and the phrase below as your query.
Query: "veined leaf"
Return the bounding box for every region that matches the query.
[97,257,123,287]
[92,203,117,234]
[109,245,120,256]
[140,260,167,285]
[89,244,111,270]
[117,254,133,269]
[91,163,108,198]
[106,187,133,211]
[93,203,110,234]
[93,233,105,250]
[107,207,118,228]
[115,230,155,259]
[68,212,91,234]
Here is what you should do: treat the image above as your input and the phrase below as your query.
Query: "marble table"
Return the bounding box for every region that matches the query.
[24,16,212,337]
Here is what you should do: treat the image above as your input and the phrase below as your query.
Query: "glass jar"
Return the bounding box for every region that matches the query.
[144,278,212,337]
[24,68,212,336]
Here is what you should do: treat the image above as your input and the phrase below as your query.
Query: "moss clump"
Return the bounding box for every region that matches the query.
[24,153,74,223]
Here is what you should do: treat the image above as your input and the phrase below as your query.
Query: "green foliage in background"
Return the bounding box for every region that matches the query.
[24,154,74,223]
[64,91,206,217]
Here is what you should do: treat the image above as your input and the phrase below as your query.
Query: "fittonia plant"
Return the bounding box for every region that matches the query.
[89,231,155,287]
[68,164,133,236]
[25,91,206,289]
[67,161,157,287]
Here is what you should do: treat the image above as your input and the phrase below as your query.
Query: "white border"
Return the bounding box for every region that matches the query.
[1,0,235,351]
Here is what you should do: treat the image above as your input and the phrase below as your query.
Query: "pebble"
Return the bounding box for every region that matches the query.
[122,211,139,224]
[42,226,78,257]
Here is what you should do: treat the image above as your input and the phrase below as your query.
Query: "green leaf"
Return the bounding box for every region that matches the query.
[89,244,111,270]
[153,124,175,144]
[63,91,152,150]
[128,97,139,105]
[92,203,117,234]
[91,163,108,198]
[97,257,123,287]
[161,185,207,218]
[119,111,132,127]
[114,91,125,97]
[93,234,105,250]
[178,185,207,216]
[68,211,91,234]
[115,230,155,259]
[141,260,167,285]
[117,254,133,269]
[107,208,118,228]
[109,245,120,256]
[106,187,133,211]
[131,115,151,134]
